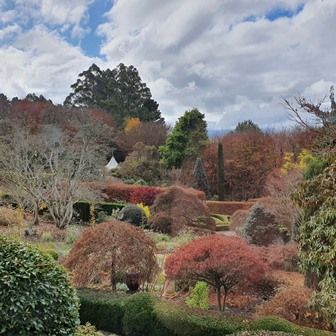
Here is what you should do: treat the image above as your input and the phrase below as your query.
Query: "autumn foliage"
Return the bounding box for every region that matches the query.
[164,235,266,311]
[256,287,324,329]
[63,221,158,290]
[130,187,162,206]
[150,186,214,235]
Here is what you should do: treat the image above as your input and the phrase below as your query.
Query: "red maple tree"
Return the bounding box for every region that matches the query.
[164,235,266,311]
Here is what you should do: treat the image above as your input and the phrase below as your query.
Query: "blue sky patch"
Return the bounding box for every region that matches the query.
[265,3,304,21]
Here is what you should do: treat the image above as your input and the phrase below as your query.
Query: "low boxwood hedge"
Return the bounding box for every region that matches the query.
[77,288,126,334]
[77,289,332,336]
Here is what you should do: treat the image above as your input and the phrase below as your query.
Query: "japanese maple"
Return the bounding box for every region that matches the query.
[164,235,266,311]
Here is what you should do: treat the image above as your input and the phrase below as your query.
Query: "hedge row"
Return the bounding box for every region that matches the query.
[77,289,331,336]
[99,182,206,203]
[73,201,125,222]
[206,201,255,216]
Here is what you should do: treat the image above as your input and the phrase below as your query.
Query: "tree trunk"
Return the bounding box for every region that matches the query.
[33,201,39,226]
[110,258,117,292]
[216,287,222,311]
[222,289,229,312]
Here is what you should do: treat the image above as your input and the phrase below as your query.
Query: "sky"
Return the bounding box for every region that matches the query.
[0,0,335,130]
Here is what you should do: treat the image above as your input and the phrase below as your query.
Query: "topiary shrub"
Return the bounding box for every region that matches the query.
[122,293,170,336]
[0,236,79,335]
[118,204,147,227]
[150,186,215,236]
[243,204,285,246]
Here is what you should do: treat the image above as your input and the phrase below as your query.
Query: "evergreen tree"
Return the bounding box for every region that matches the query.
[193,157,209,196]
[64,63,161,126]
[235,120,261,133]
[217,143,225,201]
[160,108,208,168]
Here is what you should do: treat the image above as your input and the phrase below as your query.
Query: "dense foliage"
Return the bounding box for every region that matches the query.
[0,236,79,335]
[77,290,328,336]
[64,221,158,290]
[64,63,161,126]
[292,158,336,328]
[118,204,147,227]
[164,235,266,311]
[243,204,287,246]
[235,120,261,133]
[150,186,214,235]
[160,108,208,168]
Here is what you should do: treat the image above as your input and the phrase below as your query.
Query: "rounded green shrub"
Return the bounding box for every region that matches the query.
[0,236,79,335]
[243,204,286,246]
[118,204,147,227]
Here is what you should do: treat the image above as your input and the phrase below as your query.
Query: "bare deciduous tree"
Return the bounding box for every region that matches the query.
[0,113,110,229]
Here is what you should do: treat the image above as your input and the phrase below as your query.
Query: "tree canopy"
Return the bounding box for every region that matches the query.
[160,108,208,168]
[164,235,265,311]
[235,120,261,133]
[64,63,162,126]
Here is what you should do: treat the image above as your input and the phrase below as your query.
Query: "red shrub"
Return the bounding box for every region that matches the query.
[255,243,299,272]
[256,287,325,329]
[63,220,158,289]
[101,182,203,204]
[130,187,162,206]
[164,235,266,311]
[150,186,214,235]
[102,182,135,202]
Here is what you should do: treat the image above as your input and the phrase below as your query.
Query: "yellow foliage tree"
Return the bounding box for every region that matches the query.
[124,117,141,133]
[281,149,314,174]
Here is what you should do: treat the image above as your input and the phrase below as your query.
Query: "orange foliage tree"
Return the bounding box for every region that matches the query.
[203,132,278,200]
[64,221,158,290]
[124,117,141,133]
[164,235,266,311]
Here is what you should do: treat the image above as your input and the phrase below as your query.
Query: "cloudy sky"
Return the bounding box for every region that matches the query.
[0,0,335,129]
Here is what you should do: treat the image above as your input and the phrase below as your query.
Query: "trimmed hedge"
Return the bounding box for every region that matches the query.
[206,201,255,215]
[73,201,126,223]
[122,293,170,336]
[77,290,332,336]
[77,289,126,334]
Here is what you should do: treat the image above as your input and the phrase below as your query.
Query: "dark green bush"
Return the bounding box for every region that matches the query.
[74,201,126,223]
[94,201,125,216]
[118,205,147,227]
[77,289,330,336]
[250,317,294,333]
[73,201,91,222]
[77,289,126,334]
[0,236,79,336]
[156,301,243,336]
[122,293,170,336]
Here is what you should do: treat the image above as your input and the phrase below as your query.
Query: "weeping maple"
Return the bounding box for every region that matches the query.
[64,221,158,290]
[164,235,265,311]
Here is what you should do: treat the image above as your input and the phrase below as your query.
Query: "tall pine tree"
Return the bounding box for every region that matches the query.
[64,63,162,126]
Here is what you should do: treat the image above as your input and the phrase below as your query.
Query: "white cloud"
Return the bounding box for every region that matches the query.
[98,0,336,129]
[0,26,99,102]
[1,0,336,130]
